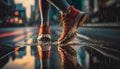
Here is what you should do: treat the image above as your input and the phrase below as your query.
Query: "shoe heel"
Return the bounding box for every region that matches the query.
[79,14,87,27]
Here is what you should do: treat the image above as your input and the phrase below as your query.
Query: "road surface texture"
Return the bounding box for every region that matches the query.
[0,26,120,69]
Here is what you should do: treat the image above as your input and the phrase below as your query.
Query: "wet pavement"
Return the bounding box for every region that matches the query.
[0,26,120,69]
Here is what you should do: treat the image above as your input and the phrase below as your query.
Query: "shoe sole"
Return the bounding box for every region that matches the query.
[58,12,87,45]
[37,34,51,46]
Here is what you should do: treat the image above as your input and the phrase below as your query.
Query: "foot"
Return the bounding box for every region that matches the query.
[37,25,51,43]
[58,6,87,44]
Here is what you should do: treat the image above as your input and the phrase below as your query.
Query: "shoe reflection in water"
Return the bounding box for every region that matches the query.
[58,45,83,69]
[37,42,51,69]
[37,41,83,69]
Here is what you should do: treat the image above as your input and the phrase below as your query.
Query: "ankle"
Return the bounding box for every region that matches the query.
[38,25,50,35]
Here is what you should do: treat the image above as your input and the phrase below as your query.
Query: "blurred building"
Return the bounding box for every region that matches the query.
[0,0,27,27]
[29,0,40,26]
[35,0,41,24]
[15,3,27,26]
[29,5,36,26]
[88,0,120,23]
[0,0,15,27]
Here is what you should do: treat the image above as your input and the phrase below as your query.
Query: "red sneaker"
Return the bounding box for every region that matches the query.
[58,6,87,44]
[37,25,51,43]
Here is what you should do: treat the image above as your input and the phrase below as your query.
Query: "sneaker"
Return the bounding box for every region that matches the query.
[37,25,51,43]
[58,6,87,44]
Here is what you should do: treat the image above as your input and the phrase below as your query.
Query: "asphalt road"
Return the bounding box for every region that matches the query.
[0,26,120,69]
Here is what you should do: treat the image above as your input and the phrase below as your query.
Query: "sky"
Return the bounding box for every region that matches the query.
[15,0,35,19]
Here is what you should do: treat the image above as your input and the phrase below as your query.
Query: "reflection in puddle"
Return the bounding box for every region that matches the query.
[3,46,35,69]
[77,46,89,69]
[0,41,120,69]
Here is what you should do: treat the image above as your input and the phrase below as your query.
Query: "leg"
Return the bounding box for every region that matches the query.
[47,0,87,44]
[38,0,51,42]
[37,46,51,69]
[37,1,51,66]
[47,0,70,14]
[39,0,50,25]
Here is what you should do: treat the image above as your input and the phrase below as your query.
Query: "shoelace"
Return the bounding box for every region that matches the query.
[58,6,75,26]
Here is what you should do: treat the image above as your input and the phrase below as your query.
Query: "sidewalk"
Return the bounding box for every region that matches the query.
[83,23,120,28]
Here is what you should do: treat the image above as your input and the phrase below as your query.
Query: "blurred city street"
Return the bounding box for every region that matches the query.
[0,26,120,69]
[0,0,120,69]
